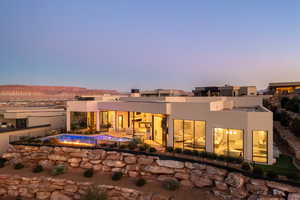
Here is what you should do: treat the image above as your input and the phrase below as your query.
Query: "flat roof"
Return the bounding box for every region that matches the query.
[269,82,300,87]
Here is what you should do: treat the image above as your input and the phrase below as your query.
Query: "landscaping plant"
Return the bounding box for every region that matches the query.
[51,165,66,176]
[135,178,146,187]
[165,147,174,153]
[84,168,94,178]
[162,179,180,191]
[32,165,44,173]
[148,147,157,153]
[14,163,24,170]
[111,172,123,181]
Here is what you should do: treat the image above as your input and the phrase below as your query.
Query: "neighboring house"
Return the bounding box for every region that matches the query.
[268,82,300,95]
[67,95,273,165]
[137,89,191,97]
[193,85,257,97]
[0,107,66,130]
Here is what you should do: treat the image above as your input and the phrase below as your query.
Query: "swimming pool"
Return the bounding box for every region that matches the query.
[43,134,131,146]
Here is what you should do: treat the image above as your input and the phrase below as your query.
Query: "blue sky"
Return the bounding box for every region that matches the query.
[0,1,300,91]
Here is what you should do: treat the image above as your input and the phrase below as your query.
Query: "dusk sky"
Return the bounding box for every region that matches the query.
[1,1,300,91]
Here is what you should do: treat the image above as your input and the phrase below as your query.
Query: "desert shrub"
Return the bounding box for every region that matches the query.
[84,168,94,178]
[111,172,123,181]
[128,141,138,150]
[135,178,146,187]
[148,147,157,153]
[165,147,174,153]
[252,166,264,178]
[192,150,199,156]
[286,172,300,181]
[291,118,300,138]
[198,151,208,158]
[281,97,290,108]
[0,158,7,168]
[119,144,127,149]
[51,165,66,176]
[216,155,227,161]
[266,171,278,179]
[280,111,290,127]
[183,149,193,155]
[174,148,182,154]
[14,163,24,170]
[206,152,217,160]
[162,179,180,191]
[138,143,150,152]
[241,162,252,172]
[32,165,43,173]
[80,186,107,200]
[226,156,243,164]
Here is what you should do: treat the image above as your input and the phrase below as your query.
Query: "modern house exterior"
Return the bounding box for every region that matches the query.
[193,85,257,97]
[67,95,273,165]
[0,107,66,130]
[268,82,300,95]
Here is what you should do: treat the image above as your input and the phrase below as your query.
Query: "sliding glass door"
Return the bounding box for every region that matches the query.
[253,130,268,163]
[214,128,243,158]
[173,119,206,151]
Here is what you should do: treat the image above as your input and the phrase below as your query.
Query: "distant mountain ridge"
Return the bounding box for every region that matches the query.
[0,85,119,100]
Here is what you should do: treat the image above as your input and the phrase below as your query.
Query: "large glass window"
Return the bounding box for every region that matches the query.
[253,131,268,163]
[194,121,206,151]
[183,120,194,150]
[173,119,205,151]
[214,128,243,158]
[174,120,184,149]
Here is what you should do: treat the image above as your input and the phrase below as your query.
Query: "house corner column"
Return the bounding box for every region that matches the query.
[167,116,173,147]
[66,111,71,132]
[96,111,100,132]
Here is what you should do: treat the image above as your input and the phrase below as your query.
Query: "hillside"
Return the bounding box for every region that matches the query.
[0,85,119,100]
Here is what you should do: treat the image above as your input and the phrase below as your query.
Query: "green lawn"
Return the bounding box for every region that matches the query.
[257,154,299,176]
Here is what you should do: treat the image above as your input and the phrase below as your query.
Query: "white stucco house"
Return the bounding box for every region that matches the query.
[66,95,273,164]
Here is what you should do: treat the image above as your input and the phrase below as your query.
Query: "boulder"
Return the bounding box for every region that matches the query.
[190,175,213,188]
[206,166,227,176]
[80,162,93,169]
[225,173,246,188]
[69,152,88,158]
[89,160,101,164]
[48,154,68,161]
[93,164,103,171]
[50,191,72,200]
[267,181,300,193]
[174,172,189,180]
[124,156,137,164]
[137,157,153,165]
[39,160,54,169]
[144,166,174,174]
[246,183,268,195]
[102,160,126,168]
[64,184,78,193]
[215,180,228,191]
[0,187,7,195]
[288,193,300,200]
[36,191,51,200]
[229,186,248,199]
[156,160,184,169]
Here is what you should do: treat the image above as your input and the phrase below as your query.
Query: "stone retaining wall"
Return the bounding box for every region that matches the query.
[0,174,152,200]
[3,145,300,199]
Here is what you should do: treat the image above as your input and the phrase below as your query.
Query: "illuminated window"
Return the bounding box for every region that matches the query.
[253,131,268,163]
[173,119,205,151]
[214,128,243,158]
[174,120,184,149]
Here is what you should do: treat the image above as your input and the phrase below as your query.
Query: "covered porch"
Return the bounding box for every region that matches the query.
[67,110,168,149]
